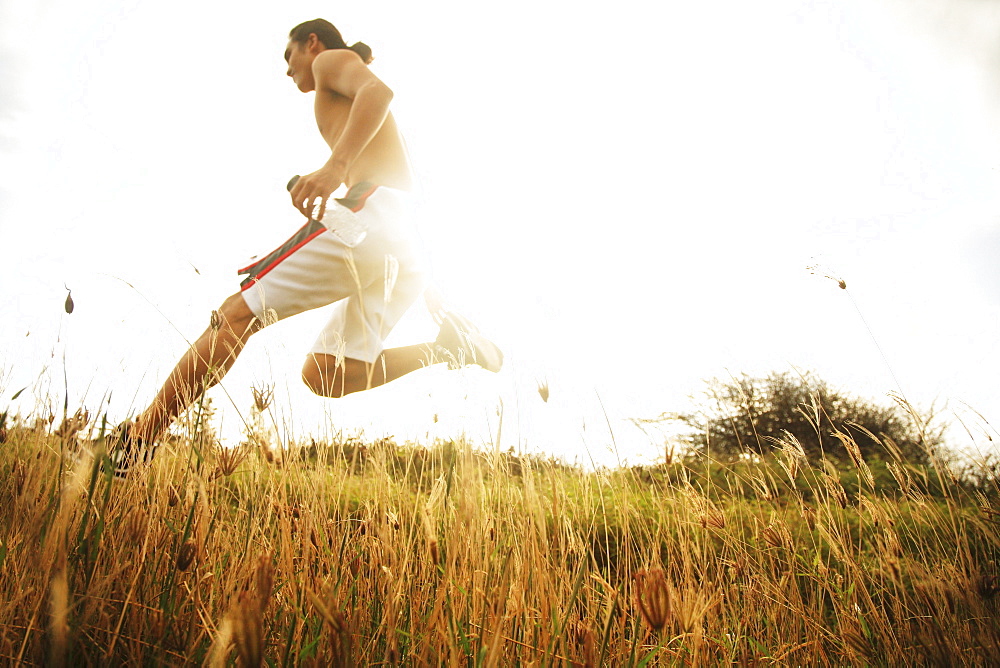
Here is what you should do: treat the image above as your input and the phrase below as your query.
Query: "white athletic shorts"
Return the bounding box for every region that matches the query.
[237,183,425,364]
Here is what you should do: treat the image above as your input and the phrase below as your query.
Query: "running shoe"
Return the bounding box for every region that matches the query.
[433,309,504,372]
[107,422,158,479]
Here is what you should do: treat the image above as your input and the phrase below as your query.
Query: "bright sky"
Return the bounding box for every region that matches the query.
[2,0,1000,466]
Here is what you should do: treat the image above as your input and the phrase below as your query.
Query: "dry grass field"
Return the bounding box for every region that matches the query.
[1,401,999,666]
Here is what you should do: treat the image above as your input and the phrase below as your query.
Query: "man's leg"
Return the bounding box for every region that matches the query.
[132,293,262,442]
[301,344,436,398]
[300,307,505,398]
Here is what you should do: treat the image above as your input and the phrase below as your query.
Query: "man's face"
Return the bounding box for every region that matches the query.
[284,39,316,93]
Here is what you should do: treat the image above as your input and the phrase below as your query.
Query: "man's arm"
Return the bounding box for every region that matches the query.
[290,49,394,220]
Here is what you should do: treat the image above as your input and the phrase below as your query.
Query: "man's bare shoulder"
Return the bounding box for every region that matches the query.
[312,48,364,71]
[311,49,378,97]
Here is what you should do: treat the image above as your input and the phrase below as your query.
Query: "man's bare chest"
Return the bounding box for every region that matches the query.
[314,93,352,145]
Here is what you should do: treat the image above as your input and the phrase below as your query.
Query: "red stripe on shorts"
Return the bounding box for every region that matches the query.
[239,223,326,291]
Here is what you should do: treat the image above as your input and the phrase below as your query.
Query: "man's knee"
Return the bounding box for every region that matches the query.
[215,293,261,338]
[302,355,338,397]
[302,361,333,397]
[302,355,366,397]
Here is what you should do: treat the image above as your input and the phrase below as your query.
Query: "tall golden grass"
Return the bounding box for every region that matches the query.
[1,405,998,665]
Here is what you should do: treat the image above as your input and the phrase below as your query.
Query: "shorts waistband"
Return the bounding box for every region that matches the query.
[336,182,379,213]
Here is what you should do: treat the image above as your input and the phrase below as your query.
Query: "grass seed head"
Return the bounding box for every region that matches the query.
[761,523,790,550]
[633,569,671,631]
[259,440,282,467]
[215,444,249,477]
[251,384,274,413]
[573,622,597,668]
[232,590,264,668]
[348,556,361,578]
[724,557,747,581]
[537,379,550,403]
[802,504,817,531]
[428,537,440,567]
[176,541,198,571]
[672,586,720,635]
[308,590,353,667]
[842,627,874,661]
[255,554,274,602]
[227,554,275,668]
[12,459,26,496]
[699,510,726,530]
[326,611,352,667]
[48,567,69,668]
[54,408,89,440]
[125,507,148,543]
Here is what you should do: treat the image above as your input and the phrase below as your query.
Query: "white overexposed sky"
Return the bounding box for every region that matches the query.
[2,0,1000,467]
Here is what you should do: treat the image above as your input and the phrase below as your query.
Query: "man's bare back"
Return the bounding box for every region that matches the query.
[314,91,412,192]
[285,41,412,219]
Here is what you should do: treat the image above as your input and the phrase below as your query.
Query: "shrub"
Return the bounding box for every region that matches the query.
[657,371,944,466]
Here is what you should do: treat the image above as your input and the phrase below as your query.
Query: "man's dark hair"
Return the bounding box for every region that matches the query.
[289,19,372,63]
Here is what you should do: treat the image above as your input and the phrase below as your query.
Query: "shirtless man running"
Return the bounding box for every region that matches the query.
[110,19,502,476]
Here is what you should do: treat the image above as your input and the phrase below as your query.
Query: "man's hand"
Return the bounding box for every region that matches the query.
[289,164,347,220]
